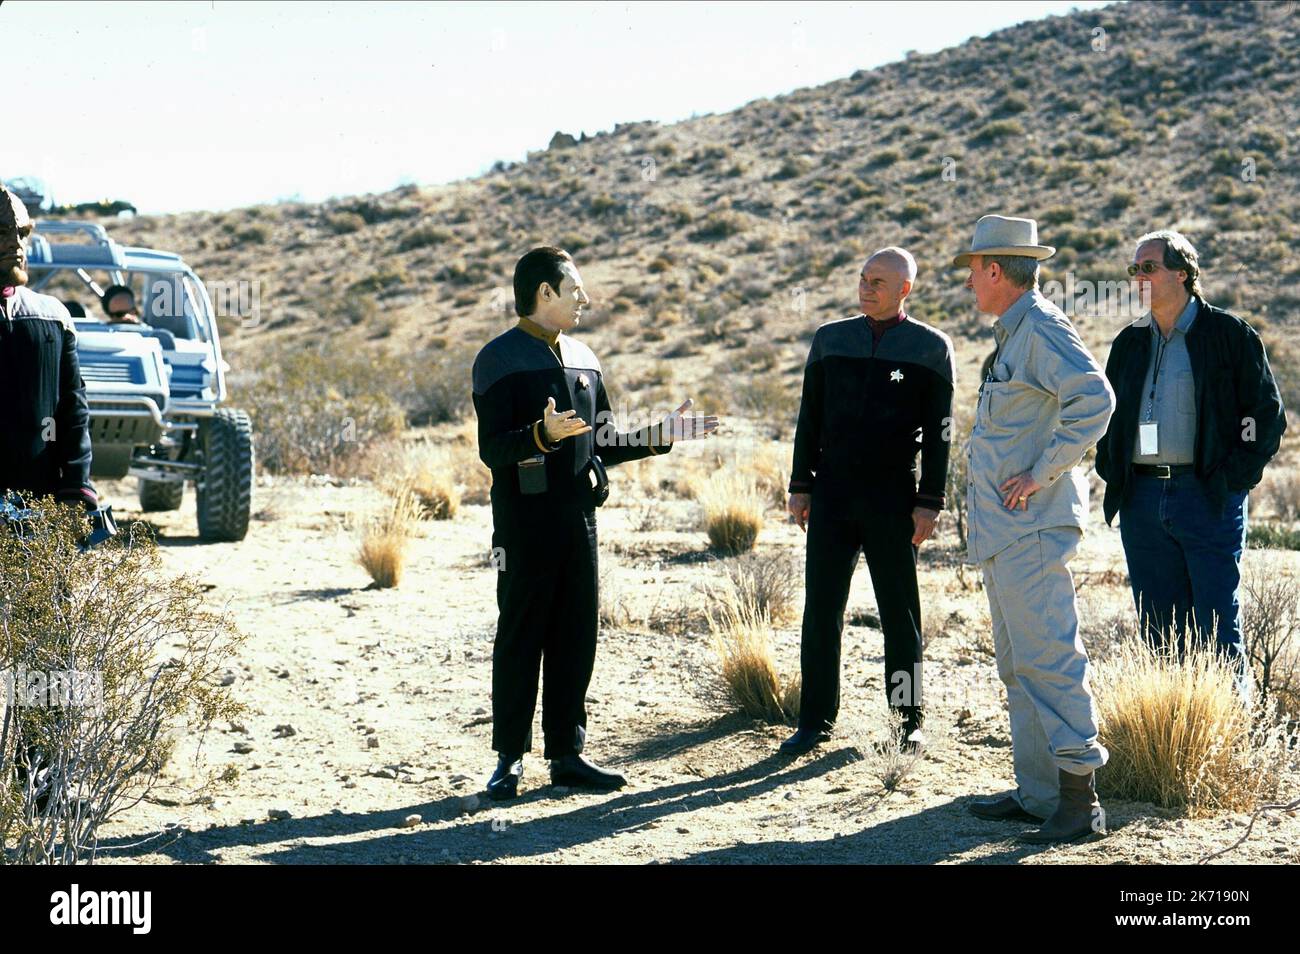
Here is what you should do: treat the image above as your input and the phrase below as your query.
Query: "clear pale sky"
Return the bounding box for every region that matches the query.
[4,0,1112,214]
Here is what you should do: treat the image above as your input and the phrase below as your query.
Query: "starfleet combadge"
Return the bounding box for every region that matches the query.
[576,373,590,390]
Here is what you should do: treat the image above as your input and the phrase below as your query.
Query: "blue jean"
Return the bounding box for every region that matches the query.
[1118,472,1251,701]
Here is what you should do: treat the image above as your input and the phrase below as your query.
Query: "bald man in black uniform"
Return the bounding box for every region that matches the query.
[473,246,719,800]
[783,247,954,756]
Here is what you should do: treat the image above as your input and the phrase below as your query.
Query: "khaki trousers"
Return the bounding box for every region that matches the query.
[981,527,1107,818]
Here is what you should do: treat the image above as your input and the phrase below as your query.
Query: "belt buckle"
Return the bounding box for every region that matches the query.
[1154,464,1171,479]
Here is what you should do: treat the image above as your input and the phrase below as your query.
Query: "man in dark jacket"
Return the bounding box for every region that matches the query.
[781,246,954,756]
[472,246,718,800]
[0,183,97,511]
[1,182,97,814]
[1096,230,1286,702]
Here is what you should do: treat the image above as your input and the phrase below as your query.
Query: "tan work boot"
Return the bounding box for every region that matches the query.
[1019,769,1105,844]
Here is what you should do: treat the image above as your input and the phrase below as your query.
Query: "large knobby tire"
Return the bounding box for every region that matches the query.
[196,408,254,542]
[138,477,184,512]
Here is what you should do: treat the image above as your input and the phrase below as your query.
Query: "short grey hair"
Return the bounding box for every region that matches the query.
[985,254,1039,290]
[1135,229,1202,298]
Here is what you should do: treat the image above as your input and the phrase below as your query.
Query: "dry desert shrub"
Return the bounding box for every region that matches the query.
[696,471,764,555]
[598,561,635,631]
[1259,468,1300,521]
[230,340,407,476]
[357,487,422,588]
[447,423,492,506]
[1092,635,1297,816]
[0,500,244,863]
[705,585,800,724]
[849,707,924,793]
[230,339,475,477]
[1241,556,1300,721]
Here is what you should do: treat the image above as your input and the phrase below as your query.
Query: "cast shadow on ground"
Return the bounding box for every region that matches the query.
[96,747,856,864]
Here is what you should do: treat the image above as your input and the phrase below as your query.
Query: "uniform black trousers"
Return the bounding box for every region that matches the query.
[490,507,598,760]
[798,497,923,733]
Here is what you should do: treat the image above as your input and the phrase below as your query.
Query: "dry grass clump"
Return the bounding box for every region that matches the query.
[706,586,800,724]
[696,471,764,555]
[379,441,460,520]
[357,487,422,588]
[1092,634,1297,816]
[714,549,800,627]
[748,442,792,511]
[360,424,490,513]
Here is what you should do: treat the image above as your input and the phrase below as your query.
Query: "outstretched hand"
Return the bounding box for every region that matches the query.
[542,396,591,443]
[661,398,720,443]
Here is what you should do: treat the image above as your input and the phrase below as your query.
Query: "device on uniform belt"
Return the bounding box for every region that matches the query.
[584,455,609,508]
[517,454,547,495]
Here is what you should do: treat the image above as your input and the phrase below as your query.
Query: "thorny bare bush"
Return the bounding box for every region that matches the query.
[1,500,244,863]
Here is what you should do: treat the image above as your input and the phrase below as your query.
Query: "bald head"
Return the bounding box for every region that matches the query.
[859,246,916,320]
[0,185,34,287]
[865,246,917,283]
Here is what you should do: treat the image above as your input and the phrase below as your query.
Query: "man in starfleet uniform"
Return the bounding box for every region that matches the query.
[782,246,954,756]
[473,246,719,800]
[0,182,97,510]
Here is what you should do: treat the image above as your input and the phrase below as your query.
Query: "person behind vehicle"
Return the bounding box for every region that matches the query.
[0,182,98,511]
[100,283,143,324]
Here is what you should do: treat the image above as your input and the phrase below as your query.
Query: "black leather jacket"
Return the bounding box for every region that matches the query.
[0,286,96,505]
[1095,297,1286,524]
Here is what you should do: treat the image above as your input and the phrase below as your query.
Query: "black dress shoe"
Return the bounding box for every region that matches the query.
[486,754,524,801]
[549,754,626,791]
[779,726,831,756]
[968,793,1045,823]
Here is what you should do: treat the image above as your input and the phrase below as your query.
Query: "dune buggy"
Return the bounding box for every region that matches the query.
[24,220,254,541]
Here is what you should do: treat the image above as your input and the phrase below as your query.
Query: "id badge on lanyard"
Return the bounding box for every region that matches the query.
[1138,421,1159,456]
[1140,333,1167,456]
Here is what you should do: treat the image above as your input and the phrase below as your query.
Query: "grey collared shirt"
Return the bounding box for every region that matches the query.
[966,289,1116,564]
[1131,295,1198,466]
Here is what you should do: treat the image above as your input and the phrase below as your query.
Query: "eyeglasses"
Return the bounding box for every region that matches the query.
[1126,261,1165,276]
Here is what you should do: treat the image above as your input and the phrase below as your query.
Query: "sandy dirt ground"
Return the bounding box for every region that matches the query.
[89,451,1300,866]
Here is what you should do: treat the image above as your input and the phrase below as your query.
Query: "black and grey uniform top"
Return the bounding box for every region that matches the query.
[472,320,671,525]
[0,285,96,506]
[789,313,955,514]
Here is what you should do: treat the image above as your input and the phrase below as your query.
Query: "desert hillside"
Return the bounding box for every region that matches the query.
[17,0,1300,866]
[92,0,1300,438]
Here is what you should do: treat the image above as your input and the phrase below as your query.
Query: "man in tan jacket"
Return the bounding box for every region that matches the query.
[956,216,1115,845]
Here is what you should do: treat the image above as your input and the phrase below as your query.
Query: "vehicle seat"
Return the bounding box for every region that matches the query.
[141,328,177,350]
